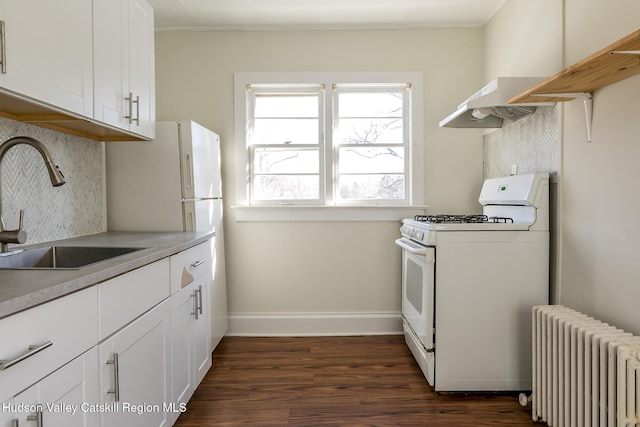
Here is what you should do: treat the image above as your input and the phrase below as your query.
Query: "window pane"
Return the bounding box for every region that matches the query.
[337,118,403,144]
[338,92,403,118]
[339,174,405,200]
[255,94,318,118]
[253,118,318,145]
[254,175,319,200]
[339,147,404,173]
[254,148,319,174]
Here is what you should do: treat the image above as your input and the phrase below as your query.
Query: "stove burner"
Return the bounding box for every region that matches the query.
[413,214,514,224]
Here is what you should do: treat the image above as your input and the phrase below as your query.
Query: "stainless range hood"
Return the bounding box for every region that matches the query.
[439,77,552,128]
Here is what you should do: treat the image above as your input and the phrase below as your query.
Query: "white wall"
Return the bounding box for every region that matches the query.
[484,0,563,80]
[561,0,640,334]
[155,28,486,333]
[485,0,640,335]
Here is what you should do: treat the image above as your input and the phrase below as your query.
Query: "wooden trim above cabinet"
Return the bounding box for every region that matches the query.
[0,90,148,142]
[509,29,640,104]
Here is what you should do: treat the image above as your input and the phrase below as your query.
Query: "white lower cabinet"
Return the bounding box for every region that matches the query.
[192,280,211,387]
[3,347,100,427]
[0,401,13,427]
[0,240,216,427]
[99,299,172,427]
[170,278,211,422]
[169,243,212,425]
[0,286,98,403]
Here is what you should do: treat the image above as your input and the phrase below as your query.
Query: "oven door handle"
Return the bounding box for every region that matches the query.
[395,238,428,255]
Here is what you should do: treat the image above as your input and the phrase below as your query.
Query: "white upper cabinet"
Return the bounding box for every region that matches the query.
[128,0,155,139]
[94,0,155,139]
[0,0,93,116]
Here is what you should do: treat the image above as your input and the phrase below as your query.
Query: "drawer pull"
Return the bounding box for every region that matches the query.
[107,352,120,402]
[0,341,53,370]
[26,410,43,426]
[190,260,205,268]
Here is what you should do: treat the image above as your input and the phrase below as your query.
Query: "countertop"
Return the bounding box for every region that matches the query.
[0,231,214,319]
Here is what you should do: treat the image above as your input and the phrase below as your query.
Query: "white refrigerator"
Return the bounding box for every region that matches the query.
[106,120,228,348]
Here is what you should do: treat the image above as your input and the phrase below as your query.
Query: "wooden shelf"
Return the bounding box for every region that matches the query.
[509,29,640,104]
[0,89,148,142]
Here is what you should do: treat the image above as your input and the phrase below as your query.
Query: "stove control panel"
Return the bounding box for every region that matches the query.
[400,225,425,241]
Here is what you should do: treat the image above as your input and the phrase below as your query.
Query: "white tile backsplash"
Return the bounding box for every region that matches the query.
[483,105,559,178]
[0,118,104,246]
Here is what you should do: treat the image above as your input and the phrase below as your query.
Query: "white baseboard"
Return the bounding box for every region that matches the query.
[226,312,403,336]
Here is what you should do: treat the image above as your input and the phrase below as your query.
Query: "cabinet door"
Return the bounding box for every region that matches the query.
[0,398,15,427]
[93,0,154,138]
[128,0,155,138]
[93,0,129,130]
[0,0,93,116]
[192,279,212,387]
[100,299,171,427]
[12,347,100,427]
[170,277,211,423]
[170,281,196,420]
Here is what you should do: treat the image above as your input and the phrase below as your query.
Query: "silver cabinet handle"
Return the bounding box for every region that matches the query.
[0,341,53,370]
[190,260,204,268]
[125,93,139,125]
[197,285,203,316]
[26,410,42,427]
[192,290,199,320]
[125,92,133,124]
[0,21,6,74]
[133,95,140,125]
[106,353,120,402]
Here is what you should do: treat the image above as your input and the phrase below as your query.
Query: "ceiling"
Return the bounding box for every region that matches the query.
[147,0,506,31]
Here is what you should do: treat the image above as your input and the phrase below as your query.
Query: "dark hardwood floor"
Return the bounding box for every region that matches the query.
[174,335,537,426]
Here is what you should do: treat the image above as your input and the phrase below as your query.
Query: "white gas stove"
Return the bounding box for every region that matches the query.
[396,172,550,392]
[401,172,549,242]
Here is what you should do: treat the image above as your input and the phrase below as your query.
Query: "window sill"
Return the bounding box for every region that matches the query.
[231,205,428,222]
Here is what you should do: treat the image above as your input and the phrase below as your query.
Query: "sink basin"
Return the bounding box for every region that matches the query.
[0,246,147,269]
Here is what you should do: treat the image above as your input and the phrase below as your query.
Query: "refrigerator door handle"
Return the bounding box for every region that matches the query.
[184,153,194,190]
[185,211,194,232]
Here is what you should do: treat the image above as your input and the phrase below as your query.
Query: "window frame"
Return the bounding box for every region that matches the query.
[248,85,325,205]
[332,84,410,206]
[233,72,425,221]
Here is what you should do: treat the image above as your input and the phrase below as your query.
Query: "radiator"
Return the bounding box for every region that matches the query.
[530,305,640,427]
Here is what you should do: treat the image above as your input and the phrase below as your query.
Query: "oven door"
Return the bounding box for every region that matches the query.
[395,237,435,384]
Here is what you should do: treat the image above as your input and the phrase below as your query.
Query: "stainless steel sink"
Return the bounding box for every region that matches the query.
[0,246,147,269]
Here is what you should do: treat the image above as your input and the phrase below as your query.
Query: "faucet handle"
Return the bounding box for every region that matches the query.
[0,209,27,252]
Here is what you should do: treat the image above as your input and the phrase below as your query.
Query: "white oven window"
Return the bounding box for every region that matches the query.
[406,259,423,314]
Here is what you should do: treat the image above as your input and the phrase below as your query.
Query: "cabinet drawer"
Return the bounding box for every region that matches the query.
[170,241,212,294]
[0,286,98,402]
[99,258,170,340]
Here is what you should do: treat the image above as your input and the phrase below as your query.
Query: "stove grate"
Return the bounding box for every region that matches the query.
[413,214,514,224]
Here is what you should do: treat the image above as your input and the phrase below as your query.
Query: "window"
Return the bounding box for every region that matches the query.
[333,86,408,204]
[249,86,324,204]
[234,72,424,220]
